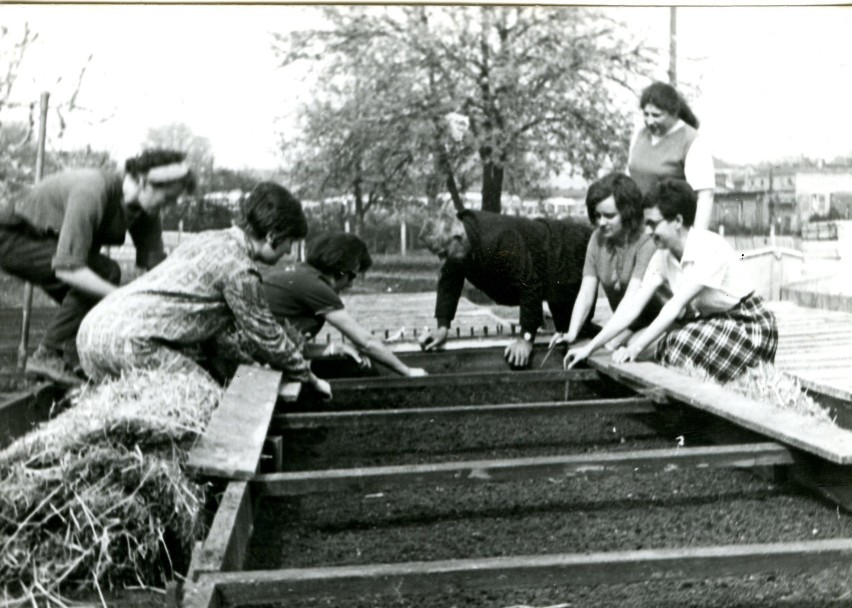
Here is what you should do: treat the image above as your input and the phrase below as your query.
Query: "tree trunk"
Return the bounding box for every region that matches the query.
[481,158,503,214]
[353,176,364,236]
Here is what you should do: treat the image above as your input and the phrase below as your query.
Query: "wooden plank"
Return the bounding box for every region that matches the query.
[188,365,283,480]
[278,381,301,403]
[200,539,852,604]
[261,436,284,472]
[588,356,852,465]
[253,443,793,497]
[181,581,221,608]
[189,482,254,578]
[271,397,659,431]
[391,344,571,373]
[328,368,599,392]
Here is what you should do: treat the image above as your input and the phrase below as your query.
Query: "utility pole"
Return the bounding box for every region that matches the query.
[668,7,678,87]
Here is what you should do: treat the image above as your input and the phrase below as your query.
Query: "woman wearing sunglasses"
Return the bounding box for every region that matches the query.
[263,232,427,377]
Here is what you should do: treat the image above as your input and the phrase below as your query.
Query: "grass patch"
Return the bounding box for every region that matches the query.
[0,369,222,605]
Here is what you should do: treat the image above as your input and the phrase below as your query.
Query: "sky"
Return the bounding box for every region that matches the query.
[1,4,851,172]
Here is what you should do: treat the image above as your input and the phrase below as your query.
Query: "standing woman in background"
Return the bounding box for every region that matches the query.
[628,81,716,230]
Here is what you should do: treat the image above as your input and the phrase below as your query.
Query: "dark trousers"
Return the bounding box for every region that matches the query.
[0,225,121,356]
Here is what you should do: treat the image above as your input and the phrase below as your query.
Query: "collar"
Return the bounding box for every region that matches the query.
[649,119,685,144]
[679,228,698,264]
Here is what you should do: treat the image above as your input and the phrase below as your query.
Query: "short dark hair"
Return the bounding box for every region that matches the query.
[585,172,644,237]
[643,179,697,228]
[639,81,699,130]
[238,182,308,241]
[125,148,196,194]
[307,232,373,276]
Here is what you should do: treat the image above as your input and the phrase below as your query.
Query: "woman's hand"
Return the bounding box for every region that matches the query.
[308,372,333,400]
[548,330,578,350]
[612,343,642,364]
[563,344,592,369]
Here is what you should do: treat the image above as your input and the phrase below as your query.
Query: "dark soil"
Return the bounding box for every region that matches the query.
[246,467,852,607]
[248,385,852,608]
[278,411,671,471]
[299,379,604,411]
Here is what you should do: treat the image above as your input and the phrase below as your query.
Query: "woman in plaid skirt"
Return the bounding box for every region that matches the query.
[565,179,777,383]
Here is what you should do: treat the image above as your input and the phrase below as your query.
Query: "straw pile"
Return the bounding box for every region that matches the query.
[0,369,222,605]
[673,361,835,425]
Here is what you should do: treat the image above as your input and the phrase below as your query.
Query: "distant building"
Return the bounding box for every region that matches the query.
[713,163,852,233]
[203,189,245,211]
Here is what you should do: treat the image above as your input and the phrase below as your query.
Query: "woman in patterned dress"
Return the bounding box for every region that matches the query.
[77,182,332,397]
[565,179,777,383]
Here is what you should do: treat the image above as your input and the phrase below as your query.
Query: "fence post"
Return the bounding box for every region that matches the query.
[17,91,50,375]
[400,219,407,256]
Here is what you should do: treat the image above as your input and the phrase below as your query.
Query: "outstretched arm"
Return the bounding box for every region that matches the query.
[560,275,599,345]
[325,309,426,377]
[223,269,331,397]
[613,279,704,363]
[55,266,117,299]
[564,278,658,369]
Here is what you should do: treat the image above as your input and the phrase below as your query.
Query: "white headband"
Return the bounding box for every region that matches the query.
[147,162,190,184]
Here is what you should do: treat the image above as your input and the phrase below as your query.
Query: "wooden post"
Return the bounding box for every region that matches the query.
[17,92,50,375]
[400,219,407,256]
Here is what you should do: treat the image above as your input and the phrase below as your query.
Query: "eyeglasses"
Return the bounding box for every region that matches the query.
[644,218,667,231]
[337,270,358,282]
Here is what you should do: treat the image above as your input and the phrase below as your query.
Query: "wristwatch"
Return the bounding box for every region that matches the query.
[522,332,533,343]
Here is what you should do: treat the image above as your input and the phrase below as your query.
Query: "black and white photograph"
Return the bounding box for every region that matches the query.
[1,3,852,607]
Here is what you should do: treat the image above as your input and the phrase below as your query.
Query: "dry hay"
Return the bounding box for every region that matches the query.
[672,361,835,425]
[0,368,223,606]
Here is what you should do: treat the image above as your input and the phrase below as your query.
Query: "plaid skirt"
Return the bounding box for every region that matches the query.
[655,293,778,383]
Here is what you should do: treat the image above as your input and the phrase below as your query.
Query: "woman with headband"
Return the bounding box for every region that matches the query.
[0,149,195,384]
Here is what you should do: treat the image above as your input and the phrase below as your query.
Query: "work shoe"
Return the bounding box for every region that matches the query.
[26,346,83,386]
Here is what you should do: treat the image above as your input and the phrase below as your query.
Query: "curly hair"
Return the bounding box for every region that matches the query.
[585,172,644,238]
[639,82,699,130]
[643,179,697,227]
[237,182,308,241]
[124,149,196,194]
[306,232,373,277]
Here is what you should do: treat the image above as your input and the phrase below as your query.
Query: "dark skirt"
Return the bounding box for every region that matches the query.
[655,293,778,383]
